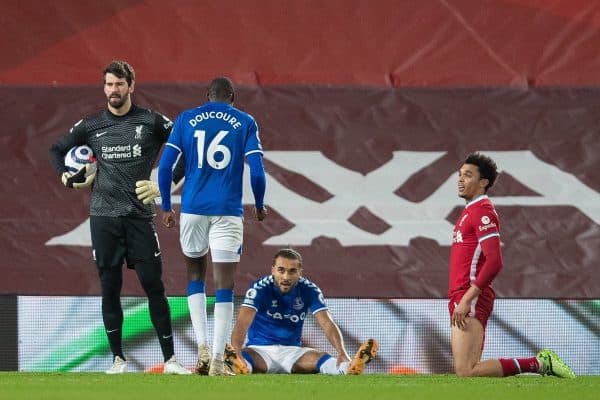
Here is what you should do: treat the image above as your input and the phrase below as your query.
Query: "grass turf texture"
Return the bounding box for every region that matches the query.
[1,373,598,400]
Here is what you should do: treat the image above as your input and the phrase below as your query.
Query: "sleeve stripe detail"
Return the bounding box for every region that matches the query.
[166,142,182,153]
[311,306,328,315]
[241,303,258,311]
[245,149,264,157]
[478,232,500,242]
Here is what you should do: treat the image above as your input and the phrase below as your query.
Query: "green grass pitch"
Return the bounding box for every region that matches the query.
[1,373,599,400]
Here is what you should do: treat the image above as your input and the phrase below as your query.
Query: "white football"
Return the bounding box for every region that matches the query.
[64,145,96,175]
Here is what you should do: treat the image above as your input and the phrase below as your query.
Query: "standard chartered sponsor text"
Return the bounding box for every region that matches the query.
[102,144,132,159]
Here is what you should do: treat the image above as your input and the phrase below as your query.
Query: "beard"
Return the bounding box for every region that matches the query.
[108,93,129,109]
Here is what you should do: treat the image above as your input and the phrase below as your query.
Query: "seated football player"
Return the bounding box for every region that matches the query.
[225,248,377,375]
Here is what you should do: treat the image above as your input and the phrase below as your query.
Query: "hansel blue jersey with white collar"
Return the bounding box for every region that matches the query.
[241,275,327,346]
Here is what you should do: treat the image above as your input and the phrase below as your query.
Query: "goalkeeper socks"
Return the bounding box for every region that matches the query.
[317,354,349,375]
[148,295,174,361]
[134,259,174,361]
[212,289,233,360]
[100,266,125,359]
[105,328,125,360]
[187,280,208,346]
[499,357,540,376]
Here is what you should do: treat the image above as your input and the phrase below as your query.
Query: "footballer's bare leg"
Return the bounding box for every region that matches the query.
[185,254,208,281]
[451,317,503,377]
[292,350,329,374]
[212,261,236,290]
[241,348,268,373]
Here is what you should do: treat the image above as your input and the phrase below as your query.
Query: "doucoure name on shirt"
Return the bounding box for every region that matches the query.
[188,111,242,129]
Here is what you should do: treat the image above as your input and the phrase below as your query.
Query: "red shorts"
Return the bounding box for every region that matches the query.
[448,286,495,330]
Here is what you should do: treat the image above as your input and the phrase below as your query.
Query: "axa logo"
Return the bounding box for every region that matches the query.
[46,150,600,247]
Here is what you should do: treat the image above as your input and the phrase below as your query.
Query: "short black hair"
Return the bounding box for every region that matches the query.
[103,60,135,85]
[207,77,234,102]
[464,152,499,192]
[272,248,303,266]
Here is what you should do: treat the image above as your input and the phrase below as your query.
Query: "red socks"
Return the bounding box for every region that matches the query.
[499,357,540,376]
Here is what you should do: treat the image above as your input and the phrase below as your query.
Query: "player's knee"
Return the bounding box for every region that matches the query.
[140,277,165,296]
[136,261,165,296]
[99,267,123,297]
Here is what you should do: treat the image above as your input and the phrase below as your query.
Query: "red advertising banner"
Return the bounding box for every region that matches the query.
[2,1,600,87]
[0,85,598,298]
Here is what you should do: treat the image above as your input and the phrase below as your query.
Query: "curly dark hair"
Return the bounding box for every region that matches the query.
[464,152,499,192]
[103,60,135,85]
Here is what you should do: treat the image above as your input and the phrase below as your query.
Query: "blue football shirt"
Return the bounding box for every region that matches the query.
[166,101,263,216]
[241,275,328,346]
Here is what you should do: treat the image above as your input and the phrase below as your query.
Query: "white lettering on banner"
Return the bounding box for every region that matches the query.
[256,151,453,246]
[46,151,600,247]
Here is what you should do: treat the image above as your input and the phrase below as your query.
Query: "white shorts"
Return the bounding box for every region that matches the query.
[179,213,243,262]
[247,345,313,374]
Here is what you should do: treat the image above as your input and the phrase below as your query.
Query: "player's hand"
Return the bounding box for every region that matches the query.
[253,206,267,221]
[451,301,470,330]
[162,210,177,228]
[135,180,160,204]
[61,164,96,189]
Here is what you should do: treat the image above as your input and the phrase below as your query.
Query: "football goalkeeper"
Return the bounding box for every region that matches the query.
[48,60,189,375]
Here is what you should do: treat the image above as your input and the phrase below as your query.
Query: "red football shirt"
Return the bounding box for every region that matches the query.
[449,195,500,296]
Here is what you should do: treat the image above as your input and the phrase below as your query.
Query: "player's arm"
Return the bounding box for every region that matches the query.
[49,119,88,174]
[172,153,185,185]
[153,111,185,188]
[474,236,503,289]
[246,152,267,221]
[152,144,179,227]
[135,152,183,205]
[231,306,256,352]
[314,310,350,365]
[157,144,179,210]
[136,114,180,204]
[154,111,174,143]
[49,119,95,189]
[453,235,502,330]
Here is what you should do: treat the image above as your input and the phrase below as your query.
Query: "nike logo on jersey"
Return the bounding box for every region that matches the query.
[154,251,161,257]
[162,334,172,339]
[96,131,107,137]
[106,328,119,333]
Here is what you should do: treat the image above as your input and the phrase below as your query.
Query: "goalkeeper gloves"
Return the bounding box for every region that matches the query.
[61,164,96,189]
[135,180,160,204]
